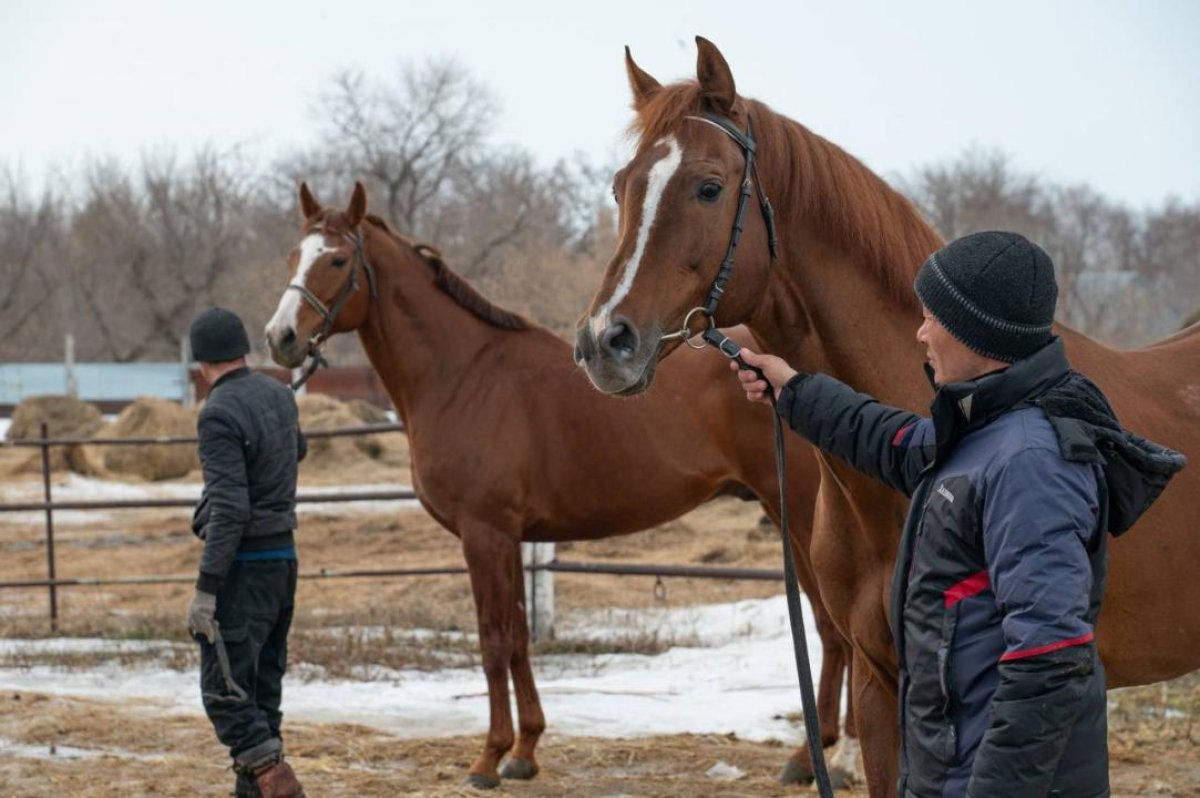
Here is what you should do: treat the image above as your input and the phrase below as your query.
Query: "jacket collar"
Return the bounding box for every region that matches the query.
[927,337,1070,454]
[211,366,251,391]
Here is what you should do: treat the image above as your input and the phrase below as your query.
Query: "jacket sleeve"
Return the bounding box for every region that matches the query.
[966,447,1101,797]
[297,427,308,463]
[195,409,251,593]
[775,372,934,496]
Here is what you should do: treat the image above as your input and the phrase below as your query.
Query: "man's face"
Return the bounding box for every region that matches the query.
[916,307,999,385]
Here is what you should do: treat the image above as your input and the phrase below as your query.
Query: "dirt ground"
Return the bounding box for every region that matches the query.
[0,459,1198,796]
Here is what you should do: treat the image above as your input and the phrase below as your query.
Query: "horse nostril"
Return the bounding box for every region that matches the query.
[599,322,638,361]
[281,328,296,347]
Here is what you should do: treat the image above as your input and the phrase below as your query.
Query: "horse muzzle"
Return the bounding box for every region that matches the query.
[574,318,659,396]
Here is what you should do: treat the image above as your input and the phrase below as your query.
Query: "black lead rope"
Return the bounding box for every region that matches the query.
[678,110,834,796]
[704,328,835,797]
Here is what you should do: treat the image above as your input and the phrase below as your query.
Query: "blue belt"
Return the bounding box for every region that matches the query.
[235,546,297,562]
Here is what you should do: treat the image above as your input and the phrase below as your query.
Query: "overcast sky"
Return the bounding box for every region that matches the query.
[4,0,1198,207]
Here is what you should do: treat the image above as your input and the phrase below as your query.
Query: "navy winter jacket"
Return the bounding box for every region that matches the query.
[776,338,1185,798]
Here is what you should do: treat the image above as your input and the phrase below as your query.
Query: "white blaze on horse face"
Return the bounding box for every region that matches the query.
[591,137,683,338]
[266,233,336,340]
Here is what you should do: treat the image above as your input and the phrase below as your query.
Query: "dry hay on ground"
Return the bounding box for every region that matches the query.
[5,394,104,475]
[0,689,1193,797]
[91,396,199,481]
[298,394,407,474]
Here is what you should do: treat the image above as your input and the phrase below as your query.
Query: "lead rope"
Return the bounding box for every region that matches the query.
[702,327,834,798]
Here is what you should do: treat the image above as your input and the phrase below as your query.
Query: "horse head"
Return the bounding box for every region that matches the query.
[266,181,377,368]
[575,37,777,395]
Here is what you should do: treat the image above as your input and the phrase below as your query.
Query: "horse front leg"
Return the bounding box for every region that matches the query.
[500,544,545,781]
[779,596,851,787]
[460,526,520,789]
[852,651,900,798]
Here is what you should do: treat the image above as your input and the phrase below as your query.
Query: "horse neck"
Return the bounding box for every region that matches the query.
[749,112,943,411]
[354,234,497,425]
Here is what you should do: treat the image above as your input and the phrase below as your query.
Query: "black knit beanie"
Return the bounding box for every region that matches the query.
[913,231,1057,363]
[189,307,250,363]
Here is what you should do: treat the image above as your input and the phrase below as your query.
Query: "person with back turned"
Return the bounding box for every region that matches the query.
[186,307,308,798]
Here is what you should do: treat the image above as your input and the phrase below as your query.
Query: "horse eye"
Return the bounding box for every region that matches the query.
[331,256,348,268]
[697,181,723,202]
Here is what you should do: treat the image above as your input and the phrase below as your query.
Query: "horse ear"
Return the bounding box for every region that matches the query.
[625,46,662,110]
[299,182,322,221]
[695,36,736,116]
[346,181,367,228]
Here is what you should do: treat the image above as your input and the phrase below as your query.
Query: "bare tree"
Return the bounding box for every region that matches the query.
[0,169,62,352]
[302,58,498,235]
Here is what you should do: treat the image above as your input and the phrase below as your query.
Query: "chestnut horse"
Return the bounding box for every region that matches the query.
[264,183,857,788]
[575,37,1200,797]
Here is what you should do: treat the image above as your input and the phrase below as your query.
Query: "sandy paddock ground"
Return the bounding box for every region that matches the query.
[0,456,1196,796]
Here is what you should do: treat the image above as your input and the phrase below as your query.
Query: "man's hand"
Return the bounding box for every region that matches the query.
[187,589,218,644]
[730,348,798,405]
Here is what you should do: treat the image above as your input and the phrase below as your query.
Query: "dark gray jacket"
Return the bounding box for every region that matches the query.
[776,339,1184,798]
[192,368,306,593]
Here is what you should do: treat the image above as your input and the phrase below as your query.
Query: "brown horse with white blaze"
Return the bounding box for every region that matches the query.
[576,37,1200,797]
[264,182,858,788]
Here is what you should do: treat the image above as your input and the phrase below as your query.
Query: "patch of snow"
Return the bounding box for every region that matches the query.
[0,476,422,525]
[0,595,834,744]
[705,760,746,780]
[0,736,165,762]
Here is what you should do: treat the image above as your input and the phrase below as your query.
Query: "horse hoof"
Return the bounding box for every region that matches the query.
[500,758,539,780]
[778,755,815,786]
[828,766,853,790]
[466,773,501,790]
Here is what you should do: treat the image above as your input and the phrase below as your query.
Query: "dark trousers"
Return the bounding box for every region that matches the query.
[198,559,297,760]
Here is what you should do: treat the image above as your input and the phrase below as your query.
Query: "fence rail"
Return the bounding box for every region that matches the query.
[1,422,406,448]
[1,420,784,637]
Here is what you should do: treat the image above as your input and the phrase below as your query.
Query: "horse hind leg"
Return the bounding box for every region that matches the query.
[461,527,520,789]
[500,548,545,781]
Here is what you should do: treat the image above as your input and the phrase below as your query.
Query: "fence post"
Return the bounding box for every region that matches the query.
[522,542,555,642]
[64,334,77,398]
[181,337,195,408]
[40,422,58,631]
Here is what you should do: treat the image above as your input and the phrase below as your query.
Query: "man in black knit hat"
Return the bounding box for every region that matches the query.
[735,232,1184,797]
[187,307,308,798]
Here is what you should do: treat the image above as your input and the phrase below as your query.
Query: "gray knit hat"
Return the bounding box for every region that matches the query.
[189,307,250,363]
[914,231,1057,363]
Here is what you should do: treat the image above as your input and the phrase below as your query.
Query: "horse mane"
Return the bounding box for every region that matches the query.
[363,215,532,332]
[631,82,944,309]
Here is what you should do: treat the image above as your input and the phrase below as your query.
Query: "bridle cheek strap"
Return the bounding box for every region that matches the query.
[287,229,378,391]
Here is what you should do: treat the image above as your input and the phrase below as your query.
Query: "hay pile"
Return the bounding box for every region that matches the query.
[297,394,405,473]
[6,395,105,474]
[98,397,199,481]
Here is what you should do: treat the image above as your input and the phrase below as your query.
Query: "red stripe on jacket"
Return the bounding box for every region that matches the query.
[944,570,990,608]
[999,631,1095,662]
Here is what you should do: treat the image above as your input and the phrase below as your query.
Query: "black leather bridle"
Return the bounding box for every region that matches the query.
[288,228,379,390]
[659,111,778,348]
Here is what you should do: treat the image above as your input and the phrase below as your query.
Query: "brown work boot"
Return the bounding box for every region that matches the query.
[254,760,306,798]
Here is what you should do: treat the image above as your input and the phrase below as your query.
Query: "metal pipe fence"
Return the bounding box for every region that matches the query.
[0,421,785,633]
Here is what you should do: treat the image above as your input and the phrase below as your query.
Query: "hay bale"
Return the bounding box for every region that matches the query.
[348,399,390,425]
[298,394,388,468]
[6,395,104,474]
[101,397,199,481]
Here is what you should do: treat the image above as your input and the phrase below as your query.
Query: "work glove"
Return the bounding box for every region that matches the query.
[187,589,218,643]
